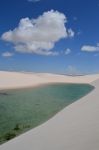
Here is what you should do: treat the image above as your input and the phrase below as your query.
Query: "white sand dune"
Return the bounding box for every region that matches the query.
[0,71,99,90]
[0,71,99,150]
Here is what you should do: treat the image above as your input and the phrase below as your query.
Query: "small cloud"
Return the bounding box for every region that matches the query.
[77,30,82,36]
[73,17,77,21]
[67,28,75,38]
[81,44,99,52]
[76,52,81,56]
[97,43,99,46]
[66,65,80,75]
[27,0,40,2]
[65,48,71,55]
[2,52,14,57]
[94,53,99,57]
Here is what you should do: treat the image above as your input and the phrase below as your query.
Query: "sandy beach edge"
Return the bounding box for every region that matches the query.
[0,71,99,91]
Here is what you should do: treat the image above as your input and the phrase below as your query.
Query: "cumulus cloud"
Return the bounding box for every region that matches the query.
[2,52,14,57]
[81,44,99,52]
[65,48,71,55]
[1,10,74,56]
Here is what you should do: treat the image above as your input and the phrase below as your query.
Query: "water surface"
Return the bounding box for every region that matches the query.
[0,83,94,143]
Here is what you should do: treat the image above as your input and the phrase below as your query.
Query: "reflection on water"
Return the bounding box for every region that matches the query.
[0,92,9,96]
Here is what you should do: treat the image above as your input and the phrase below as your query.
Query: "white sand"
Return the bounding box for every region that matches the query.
[0,71,99,90]
[0,71,99,150]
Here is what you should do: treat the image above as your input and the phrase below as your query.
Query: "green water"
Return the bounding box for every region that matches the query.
[0,83,94,143]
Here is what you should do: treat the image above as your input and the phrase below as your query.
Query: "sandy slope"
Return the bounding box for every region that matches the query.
[0,71,99,90]
[0,71,99,150]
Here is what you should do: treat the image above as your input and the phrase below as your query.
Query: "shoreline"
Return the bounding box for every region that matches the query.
[0,82,94,92]
[0,71,99,91]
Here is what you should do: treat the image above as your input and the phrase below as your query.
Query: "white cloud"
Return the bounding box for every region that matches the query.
[2,52,14,57]
[65,48,71,55]
[1,10,74,56]
[81,44,99,52]
[67,28,75,38]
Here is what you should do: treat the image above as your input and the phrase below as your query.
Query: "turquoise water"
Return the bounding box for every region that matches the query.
[0,83,94,143]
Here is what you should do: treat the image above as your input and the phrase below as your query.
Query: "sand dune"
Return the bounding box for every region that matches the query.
[0,71,99,150]
[0,71,99,90]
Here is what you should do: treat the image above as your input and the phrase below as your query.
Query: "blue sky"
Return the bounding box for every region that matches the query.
[0,0,99,74]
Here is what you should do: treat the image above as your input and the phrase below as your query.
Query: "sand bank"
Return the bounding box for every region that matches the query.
[0,71,99,90]
[0,71,99,150]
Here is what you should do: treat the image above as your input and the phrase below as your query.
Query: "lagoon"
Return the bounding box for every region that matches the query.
[0,83,94,144]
